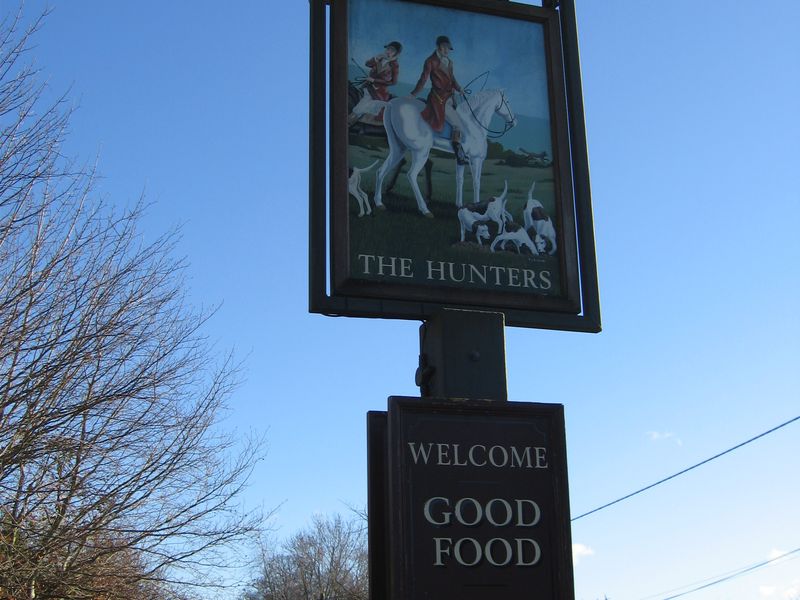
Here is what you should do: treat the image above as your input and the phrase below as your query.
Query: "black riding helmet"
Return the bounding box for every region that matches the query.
[436,35,453,50]
[384,41,402,54]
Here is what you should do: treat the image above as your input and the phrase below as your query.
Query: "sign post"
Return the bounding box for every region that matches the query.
[417,308,507,401]
[311,0,598,597]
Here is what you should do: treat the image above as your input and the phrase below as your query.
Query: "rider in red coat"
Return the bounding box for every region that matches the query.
[365,41,401,102]
[410,35,467,165]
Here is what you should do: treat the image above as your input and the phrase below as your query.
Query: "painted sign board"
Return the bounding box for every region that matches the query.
[309,0,600,332]
[377,397,575,599]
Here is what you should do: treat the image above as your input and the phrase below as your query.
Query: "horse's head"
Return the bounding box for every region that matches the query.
[496,89,517,130]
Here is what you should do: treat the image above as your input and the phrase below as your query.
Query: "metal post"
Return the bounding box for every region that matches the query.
[416,308,508,401]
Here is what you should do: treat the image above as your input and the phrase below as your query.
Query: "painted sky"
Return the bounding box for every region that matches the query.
[349,0,550,119]
[15,1,800,599]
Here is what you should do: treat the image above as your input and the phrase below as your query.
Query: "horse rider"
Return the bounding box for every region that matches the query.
[365,41,402,101]
[348,41,402,127]
[409,35,468,165]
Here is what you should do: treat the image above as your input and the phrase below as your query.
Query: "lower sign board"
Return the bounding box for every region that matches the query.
[387,397,574,599]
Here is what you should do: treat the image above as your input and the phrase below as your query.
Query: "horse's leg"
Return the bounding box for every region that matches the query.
[406,150,432,216]
[358,188,371,216]
[455,163,466,208]
[374,150,405,209]
[470,157,484,205]
[376,102,409,209]
[385,157,405,194]
[424,159,433,201]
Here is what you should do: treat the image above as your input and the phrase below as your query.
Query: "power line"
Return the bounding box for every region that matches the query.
[637,547,800,599]
[640,546,800,599]
[572,414,800,522]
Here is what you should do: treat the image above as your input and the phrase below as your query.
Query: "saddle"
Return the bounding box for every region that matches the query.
[410,97,454,141]
[434,120,454,141]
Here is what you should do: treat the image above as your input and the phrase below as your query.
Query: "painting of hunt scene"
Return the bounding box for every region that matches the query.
[338,0,577,310]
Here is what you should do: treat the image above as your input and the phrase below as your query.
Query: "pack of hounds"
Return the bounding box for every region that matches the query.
[349,162,556,257]
[457,180,557,256]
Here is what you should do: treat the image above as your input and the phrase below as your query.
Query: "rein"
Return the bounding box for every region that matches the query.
[460,71,514,138]
[461,90,515,139]
[350,58,369,87]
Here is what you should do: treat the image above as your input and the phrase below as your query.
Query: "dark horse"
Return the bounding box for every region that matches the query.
[347,82,433,201]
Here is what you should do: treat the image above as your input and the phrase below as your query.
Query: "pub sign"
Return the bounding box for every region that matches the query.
[310,0,599,331]
[381,397,575,599]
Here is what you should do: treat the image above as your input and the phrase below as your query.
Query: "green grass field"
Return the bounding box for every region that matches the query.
[347,138,562,296]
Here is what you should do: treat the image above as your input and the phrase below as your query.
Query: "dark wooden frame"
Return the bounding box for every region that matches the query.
[385,397,575,599]
[367,411,390,600]
[310,0,600,332]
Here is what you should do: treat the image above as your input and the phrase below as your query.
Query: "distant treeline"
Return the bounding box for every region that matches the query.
[487,141,552,167]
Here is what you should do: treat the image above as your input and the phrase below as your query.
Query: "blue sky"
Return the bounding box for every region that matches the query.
[20,1,800,599]
[350,0,550,118]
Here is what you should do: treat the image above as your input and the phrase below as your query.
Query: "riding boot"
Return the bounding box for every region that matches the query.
[451,129,468,165]
[453,142,468,165]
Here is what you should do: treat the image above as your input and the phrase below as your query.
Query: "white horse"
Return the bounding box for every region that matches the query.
[373,89,516,217]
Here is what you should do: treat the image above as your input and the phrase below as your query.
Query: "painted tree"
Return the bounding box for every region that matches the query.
[0,9,262,599]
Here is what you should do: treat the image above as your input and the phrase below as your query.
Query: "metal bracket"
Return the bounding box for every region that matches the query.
[414,353,435,397]
[418,308,508,401]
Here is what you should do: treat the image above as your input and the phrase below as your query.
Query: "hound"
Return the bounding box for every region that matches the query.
[523,181,557,255]
[465,180,513,235]
[490,222,540,255]
[349,159,380,217]
[457,206,491,245]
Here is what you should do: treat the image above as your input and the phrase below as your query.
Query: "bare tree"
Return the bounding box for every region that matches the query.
[244,514,368,600]
[0,9,263,599]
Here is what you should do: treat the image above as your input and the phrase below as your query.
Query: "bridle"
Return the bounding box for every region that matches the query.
[460,71,515,139]
[461,89,516,139]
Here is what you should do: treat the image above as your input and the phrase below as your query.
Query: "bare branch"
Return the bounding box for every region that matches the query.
[0,9,265,599]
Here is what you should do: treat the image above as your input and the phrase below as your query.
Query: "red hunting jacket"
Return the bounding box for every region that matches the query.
[410,51,462,132]
[365,56,399,101]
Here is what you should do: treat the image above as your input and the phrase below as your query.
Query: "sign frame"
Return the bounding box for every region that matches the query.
[309,0,600,332]
[385,396,575,599]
